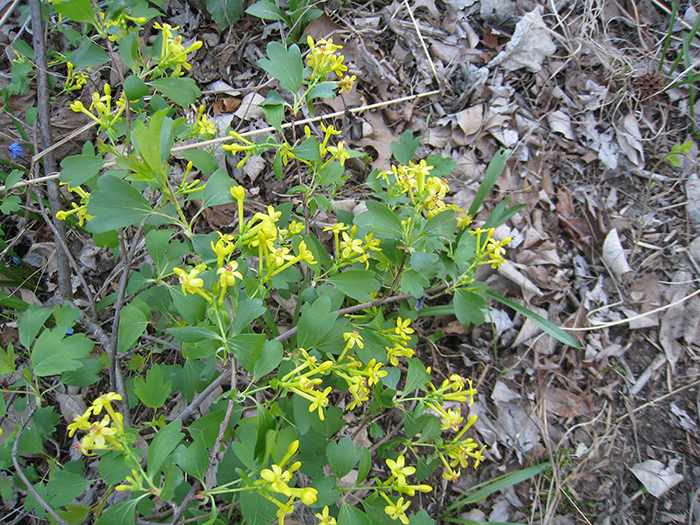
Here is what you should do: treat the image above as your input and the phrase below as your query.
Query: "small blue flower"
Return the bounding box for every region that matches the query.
[8,142,24,159]
[66,328,74,335]
[11,256,20,264]
[415,299,425,312]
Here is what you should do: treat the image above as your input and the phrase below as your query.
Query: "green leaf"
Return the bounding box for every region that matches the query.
[425,153,457,178]
[291,137,322,162]
[32,331,93,377]
[326,437,361,479]
[338,503,372,525]
[448,462,550,509]
[148,77,201,107]
[119,32,139,72]
[173,434,208,481]
[147,419,183,474]
[400,269,429,299]
[94,497,142,525]
[424,209,457,237]
[486,291,580,348]
[259,42,303,94]
[239,490,279,525]
[204,0,244,28]
[468,148,510,217]
[51,0,96,24]
[391,130,420,165]
[181,149,218,176]
[145,228,190,278]
[231,298,267,336]
[354,201,403,238]
[227,333,266,373]
[253,340,283,381]
[168,325,221,343]
[306,82,338,101]
[132,109,168,178]
[62,358,102,386]
[195,169,236,210]
[19,304,54,349]
[56,503,90,525]
[123,75,150,102]
[117,302,149,353]
[260,91,284,132]
[327,270,380,302]
[356,446,372,483]
[454,289,487,327]
[86,175,155,233]
[46,469,91,507]
[68,40,110,68]
[59,154,105,186]
[404,358,430,394]
[245,0,289,23]
[297,295,338,349]
[0,344,15,374]
[133,364,173,408]
[319,161,344,185]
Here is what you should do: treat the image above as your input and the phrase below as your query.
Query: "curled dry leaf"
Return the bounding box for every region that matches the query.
[602,228,631,279]
[630,459,684,498]
[489,6,557,73]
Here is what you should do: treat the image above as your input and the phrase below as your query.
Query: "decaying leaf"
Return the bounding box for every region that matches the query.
[616,113,645,167]
[686,174,700,226]
[630,459,684,498]
[602,228,631,278]
[489,7,556,73]
[543,387,590,418]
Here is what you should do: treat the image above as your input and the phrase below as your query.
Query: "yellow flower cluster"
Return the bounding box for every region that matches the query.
[306,36,356,93]
[70,83,126,132]
[382,317,415,366]
[380,160,464,220]
[190,105,217,137]
[235,199,316,279]
[469,227,512,271]
[254,441,318,525]
[64,61,89,92]
[323,223,380,269]
[99,11,147,41]
[56,183,94,226]
[153,23,203,77]
[67,393,125,456]
[278,348,334,420]
[417,374,486,481]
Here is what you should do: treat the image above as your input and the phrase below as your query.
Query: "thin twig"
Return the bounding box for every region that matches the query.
[29,0,71,300]
[1,90,442,193]
[12,405,71,525]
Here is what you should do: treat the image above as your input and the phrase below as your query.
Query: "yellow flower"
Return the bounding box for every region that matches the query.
[217,261,243,287]
[386,455,416,487]
[309,386,332,421]
[173,266,205,295]
[337,75,356,93]
[343,330,364,349]
[384,497,410,524]
[441,408,464,432]
[67,409,92,437]
[339,231,364,259]
[211,234,234,267]
[315,506,337,525]
[394,317,414,339]
[326,141,350,166]
[260,464,292,494]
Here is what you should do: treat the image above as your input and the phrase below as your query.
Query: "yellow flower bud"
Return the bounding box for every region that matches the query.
[230,186,245,201]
